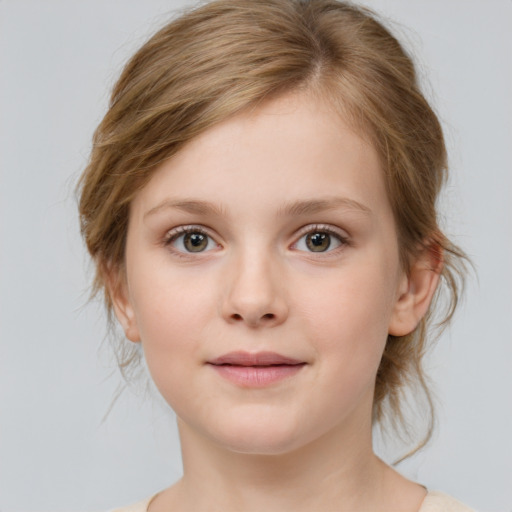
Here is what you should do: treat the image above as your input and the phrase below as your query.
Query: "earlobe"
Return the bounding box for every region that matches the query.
[388,244,443,337]
[104,264,141,343]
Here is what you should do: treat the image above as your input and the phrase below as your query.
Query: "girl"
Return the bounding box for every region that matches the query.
[78,1,473,510]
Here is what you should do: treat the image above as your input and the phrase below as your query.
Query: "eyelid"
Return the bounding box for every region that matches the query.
[294,223,349,240]
[164,224,209,241]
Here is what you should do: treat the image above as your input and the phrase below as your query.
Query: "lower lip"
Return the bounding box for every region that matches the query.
[209,364,305,387]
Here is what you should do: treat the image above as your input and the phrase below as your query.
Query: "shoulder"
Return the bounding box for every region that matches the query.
[106,495,154,512]
[419,491,476,512]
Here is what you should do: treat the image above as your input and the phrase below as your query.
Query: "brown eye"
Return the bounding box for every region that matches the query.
[293,227,346,254]
[184,232,208,252]
[168,228,217,254]
[305,232,331,252]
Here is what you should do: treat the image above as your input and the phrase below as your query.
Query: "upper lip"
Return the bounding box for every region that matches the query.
[208,351,305,366]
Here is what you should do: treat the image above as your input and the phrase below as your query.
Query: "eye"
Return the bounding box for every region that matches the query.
[165,227,218,254]
[293,226,347,253]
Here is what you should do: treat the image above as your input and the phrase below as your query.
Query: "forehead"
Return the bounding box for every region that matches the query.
[130,91,389,221]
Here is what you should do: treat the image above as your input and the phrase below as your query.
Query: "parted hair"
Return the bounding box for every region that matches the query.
[78,0,467,454]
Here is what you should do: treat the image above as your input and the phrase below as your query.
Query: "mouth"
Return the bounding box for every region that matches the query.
[207,351,307,387]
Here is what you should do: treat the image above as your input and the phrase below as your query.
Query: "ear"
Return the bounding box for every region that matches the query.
[104,264,141,343]
[388,243,443,337]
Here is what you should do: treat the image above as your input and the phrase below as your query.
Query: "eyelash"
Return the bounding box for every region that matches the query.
[163,224,350,257]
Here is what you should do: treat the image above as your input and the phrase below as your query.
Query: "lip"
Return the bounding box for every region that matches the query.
[208,351,304,366]
[207,351,306,388]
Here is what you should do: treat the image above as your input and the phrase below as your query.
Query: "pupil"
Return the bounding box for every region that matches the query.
[185,233,207,252]
[307,232,330,252]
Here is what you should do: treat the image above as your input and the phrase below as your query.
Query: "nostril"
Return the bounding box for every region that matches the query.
[230,312,275,322]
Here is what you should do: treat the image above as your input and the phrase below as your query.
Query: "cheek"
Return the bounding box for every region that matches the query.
[305,266,395,332]
[297,261,397,373]
[128,266,217,391]
[130,254,214,332]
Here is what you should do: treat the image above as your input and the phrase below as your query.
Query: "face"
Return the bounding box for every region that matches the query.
[115,92,413,456]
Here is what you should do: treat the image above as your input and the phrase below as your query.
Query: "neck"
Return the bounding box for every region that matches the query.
[172,416,387,512]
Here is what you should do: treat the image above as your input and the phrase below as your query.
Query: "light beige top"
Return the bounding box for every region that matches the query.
[109,490,475,511]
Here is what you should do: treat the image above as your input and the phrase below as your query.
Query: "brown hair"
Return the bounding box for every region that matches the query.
[78,0,467,455]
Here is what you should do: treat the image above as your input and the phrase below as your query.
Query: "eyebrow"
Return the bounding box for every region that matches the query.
[277,197,372,217]
[144,196,372,219]
[144,199,226,219]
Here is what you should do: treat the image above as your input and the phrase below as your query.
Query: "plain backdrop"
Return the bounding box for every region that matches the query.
[0,1,510,511]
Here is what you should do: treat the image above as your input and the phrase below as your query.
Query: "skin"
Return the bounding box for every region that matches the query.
[112,91,440,511]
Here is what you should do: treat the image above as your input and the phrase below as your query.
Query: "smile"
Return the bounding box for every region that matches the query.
[207,351,307,387]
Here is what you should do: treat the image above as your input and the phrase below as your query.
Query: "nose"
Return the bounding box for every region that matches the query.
[221,249,289,328]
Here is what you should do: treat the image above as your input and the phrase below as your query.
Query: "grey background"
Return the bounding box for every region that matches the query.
[0,1,510,511]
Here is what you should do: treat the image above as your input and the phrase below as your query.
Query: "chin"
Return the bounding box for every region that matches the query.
[206,414,312,456]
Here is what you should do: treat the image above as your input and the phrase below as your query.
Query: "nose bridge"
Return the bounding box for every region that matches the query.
[222,240,287,327]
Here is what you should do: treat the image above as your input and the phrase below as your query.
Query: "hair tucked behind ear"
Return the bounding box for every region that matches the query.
[78,0,468,458]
